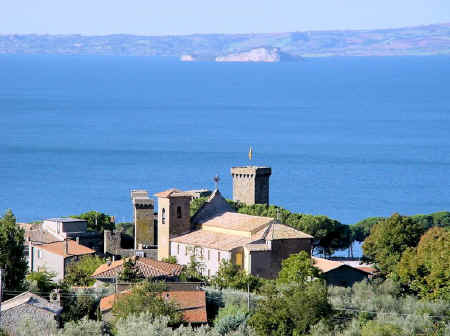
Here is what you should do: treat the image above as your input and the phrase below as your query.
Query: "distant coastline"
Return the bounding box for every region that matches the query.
[0,23,449,61]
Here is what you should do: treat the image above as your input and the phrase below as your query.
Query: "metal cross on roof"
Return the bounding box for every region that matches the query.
[213,174,220,190]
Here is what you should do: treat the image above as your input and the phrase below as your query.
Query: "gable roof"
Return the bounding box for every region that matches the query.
[312,257,371,275]
[1,291,62,315]
[92,257,184,279]
[202,212,274,235]
[191,189,235,225]
[99,290,207,323]
[35,240,95,258]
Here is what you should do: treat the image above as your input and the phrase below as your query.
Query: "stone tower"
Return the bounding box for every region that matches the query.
[131,190,155,249]
[231,166,271,205]
[154,189,192,260]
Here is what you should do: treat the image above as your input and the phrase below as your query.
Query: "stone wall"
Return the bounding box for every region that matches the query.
[1,303,59,334]
[231,166,271,205]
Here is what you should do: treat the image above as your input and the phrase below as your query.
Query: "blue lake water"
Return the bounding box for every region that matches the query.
[1,55,449,238]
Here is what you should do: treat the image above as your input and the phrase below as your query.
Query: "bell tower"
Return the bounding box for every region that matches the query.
[154,189,192,260]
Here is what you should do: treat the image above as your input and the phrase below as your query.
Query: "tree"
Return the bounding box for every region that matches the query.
[211,260,263,292]
[362,213,425,276]
[0,209,28,293]
[179,256,206,282]
[248,280,331,336]
[351,217,385,242]
[118,258,144,283]
[64,255,105,287]
[395,227,450,300]
[277,251,320,285]
[112,281,183,326]
[161,256,177,264]
[26,271,57,298]
[71,210,114,233]
[190,197,209,216]
[60,284,99,323]
[361,321,403,336]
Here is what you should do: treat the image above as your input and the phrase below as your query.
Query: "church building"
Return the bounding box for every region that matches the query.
[154,166,313,279]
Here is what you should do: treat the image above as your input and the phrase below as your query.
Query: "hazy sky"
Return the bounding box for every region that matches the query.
[3,0,450,35]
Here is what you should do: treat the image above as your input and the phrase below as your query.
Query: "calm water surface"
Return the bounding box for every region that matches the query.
[1,56,449,239]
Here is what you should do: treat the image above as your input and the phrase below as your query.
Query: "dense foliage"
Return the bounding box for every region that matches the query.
[0,209,28,294]
[118,258,144,283]
[179,256,207,282]
[362,213,426,276]
[394,227,450,300]
[26,271,57,298]
[277,251,321,285]
[211,260,263,293]
[64,255,105,287]
[71,210,114,232]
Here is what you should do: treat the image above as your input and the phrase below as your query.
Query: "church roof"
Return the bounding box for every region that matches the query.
[255,223,313,240]
[171,230,253,251]
[202,212,274,234]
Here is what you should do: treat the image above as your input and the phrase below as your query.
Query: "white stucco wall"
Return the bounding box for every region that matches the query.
[31,246,65,281]
[170,242,231,277]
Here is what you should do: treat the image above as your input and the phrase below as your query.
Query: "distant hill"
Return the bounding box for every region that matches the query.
[0,23,449,60]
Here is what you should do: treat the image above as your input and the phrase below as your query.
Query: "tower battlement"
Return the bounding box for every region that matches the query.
[231,166,271,206]
[131,189,155,248]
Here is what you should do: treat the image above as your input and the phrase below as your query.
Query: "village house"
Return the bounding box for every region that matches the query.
[29,239,95,280]
[312,257,375,287]
[99,286,207,324]
[0,291,62,334]
[92,257,184,285]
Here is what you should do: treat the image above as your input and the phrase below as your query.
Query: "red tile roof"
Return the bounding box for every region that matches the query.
[35,240,95,258]
[92,257,184,280]
[99,290,207,323]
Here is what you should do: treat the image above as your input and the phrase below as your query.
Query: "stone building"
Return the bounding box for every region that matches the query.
[0,291,62,334]
[231,166,271,205]
[156,189,313,278]
[131,190,155,248]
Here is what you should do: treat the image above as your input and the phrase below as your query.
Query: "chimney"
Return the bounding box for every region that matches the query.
[76,236,79,244]
[65,239,69,255]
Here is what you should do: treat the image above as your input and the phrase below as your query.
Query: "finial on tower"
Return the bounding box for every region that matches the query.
[248,146,253,161]
[213,174,220,190]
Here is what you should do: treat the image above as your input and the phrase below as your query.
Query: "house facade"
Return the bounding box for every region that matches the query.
[29,239,95,280]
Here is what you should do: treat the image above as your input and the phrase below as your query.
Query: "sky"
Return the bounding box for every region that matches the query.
[2,0,450,35]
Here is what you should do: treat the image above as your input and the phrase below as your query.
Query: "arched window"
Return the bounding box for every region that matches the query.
[177,206,182,219]
[162,208,166,224]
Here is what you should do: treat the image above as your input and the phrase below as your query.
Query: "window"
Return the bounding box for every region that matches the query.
[162,208,166,224]
[207,269,210,277]
[177,244,180,255]
[185,245,188,256]
[176,206,182,219]
[207,249,210,261]
[217,251,221,262]
[38,249,42,259]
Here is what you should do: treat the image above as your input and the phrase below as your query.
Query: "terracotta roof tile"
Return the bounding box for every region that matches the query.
[35,240,95,258]
[171,230,253,251]
[355,266,377,274]
[202,212,274,233]
[312,257,345,273]
[99,290,207,323]
[254,223,313,240]
[92,258,184,279]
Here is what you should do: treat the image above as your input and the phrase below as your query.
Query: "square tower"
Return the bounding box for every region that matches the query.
[154,189,192,260]
[231,166,271,206]
[131,190,155,249]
